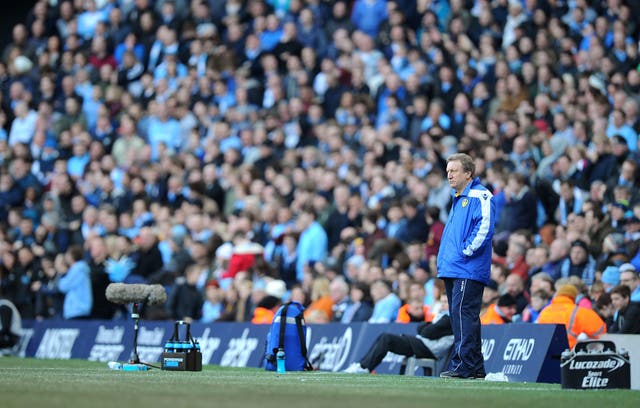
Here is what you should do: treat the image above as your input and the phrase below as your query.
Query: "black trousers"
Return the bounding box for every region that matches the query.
[360,333,436,371]
[443,278,485,377]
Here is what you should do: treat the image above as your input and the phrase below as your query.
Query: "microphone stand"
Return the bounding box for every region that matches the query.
[123,302,159,370]
[104,283,168,371]
[129,302,142,365]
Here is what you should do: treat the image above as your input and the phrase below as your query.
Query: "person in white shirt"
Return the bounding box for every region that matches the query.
[8,101,38,147]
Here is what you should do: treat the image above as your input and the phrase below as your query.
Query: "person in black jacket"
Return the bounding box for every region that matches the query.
[609,285,640,334]
[343,295,453,373]
[0,296,22,355]
[166,264,204,322]
[340,281,373,323]
[495,172,537,235]
[396,195,429,244]
[130,227,164,281]
[87,236,117,320]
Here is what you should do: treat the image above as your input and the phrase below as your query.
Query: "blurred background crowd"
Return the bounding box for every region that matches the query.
[0,0,639,333]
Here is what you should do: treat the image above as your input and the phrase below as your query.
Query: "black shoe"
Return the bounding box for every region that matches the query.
[439,370,474,379]
[475,372,486,379]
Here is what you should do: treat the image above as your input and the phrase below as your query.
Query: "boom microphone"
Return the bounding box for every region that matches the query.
[106,283,168,306]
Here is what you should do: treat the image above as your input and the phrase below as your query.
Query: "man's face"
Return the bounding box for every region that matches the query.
[530,278,552,294]
[370,282,387,302]
[407,244,422,261]
[483,287,498,305]
[329,283,346,303]
[409,284,425,302]
[527,247,548,267]
[620,271,639,291]
[440,294,449,311]
[621,162,636,181]
[531,296,547,311]
[446,160,471,193]
[505,276,522,296]
[570,246,587,265]
[407,299,425,317]
[295,211,312,231]
[611,293,629,311]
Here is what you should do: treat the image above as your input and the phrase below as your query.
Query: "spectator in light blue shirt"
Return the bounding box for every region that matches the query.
[350,0,388,38]
[201,280,224,323]
[67,142,90,180]
[74,69,94,104]
[147,101,181,161]
[260,14,284,51]
[80,86,103,131]
[114,33,146,67]
[153,53,188,85]
[58,245,93,319]
[606,109,638,152]
[208,120,242,154]
[212,79,237,115]
[76,0,108,40]
[368,279,401,323]
[295,205,328,282]
[383,201,407,240]
[420,99,451,132]
[376,95,407,132]
[8,101,37,147]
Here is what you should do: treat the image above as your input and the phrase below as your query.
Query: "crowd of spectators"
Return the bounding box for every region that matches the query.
[0,0,639,334]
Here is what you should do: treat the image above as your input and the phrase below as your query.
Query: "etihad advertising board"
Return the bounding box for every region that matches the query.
[23,321,573,382]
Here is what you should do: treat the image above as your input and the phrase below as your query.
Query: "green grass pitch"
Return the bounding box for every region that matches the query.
[0,357,638,408]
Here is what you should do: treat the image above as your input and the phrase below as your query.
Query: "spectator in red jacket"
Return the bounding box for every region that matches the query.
[424,206,444,260]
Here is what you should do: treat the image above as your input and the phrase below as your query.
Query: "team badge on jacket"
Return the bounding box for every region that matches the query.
[462,198,469,208]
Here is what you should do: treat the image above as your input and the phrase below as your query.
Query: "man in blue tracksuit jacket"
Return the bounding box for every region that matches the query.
[437,153,495,379]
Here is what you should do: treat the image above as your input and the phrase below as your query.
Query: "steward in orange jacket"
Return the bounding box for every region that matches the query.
[536,284,607,349]
[481,294,517,325]
[251,307,275,324]
[251,295,281,324]
[396,300,433,323]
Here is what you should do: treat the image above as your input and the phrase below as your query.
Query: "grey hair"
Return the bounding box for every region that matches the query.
[447,153,476,177]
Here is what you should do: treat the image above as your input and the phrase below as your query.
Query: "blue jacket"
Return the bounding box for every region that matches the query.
[368,293,402,323]
[58,260,93,319]
[295,221,328,281]
[437,177,495,285]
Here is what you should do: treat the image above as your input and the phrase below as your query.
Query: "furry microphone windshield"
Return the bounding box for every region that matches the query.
[105,283,168,305]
